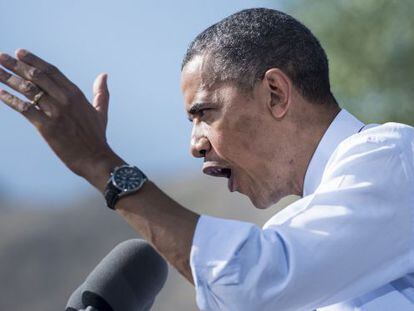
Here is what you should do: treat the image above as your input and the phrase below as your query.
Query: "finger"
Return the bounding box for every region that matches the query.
[0,88,48,125]
[0,52,66,104]
[92,73,109,124]
[0,67,58,118]
[16,49,79,93]
[0,67,41,99]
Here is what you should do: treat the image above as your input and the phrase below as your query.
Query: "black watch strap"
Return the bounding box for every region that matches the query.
[104,182,122,210]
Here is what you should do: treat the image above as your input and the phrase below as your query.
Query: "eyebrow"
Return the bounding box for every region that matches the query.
[187,102,211,116]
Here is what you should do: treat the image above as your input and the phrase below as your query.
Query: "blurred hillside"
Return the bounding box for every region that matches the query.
[0,175,296,310]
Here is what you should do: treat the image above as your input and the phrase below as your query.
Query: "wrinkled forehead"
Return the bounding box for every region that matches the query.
[181,54,219,91]
[181,55,220,106]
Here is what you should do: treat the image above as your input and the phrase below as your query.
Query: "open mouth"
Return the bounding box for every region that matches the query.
[202,166,232,178]
[202,163,236,192]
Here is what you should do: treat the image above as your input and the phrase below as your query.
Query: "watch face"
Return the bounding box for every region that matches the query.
[113,166,144,191]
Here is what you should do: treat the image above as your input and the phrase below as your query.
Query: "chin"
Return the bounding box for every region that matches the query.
[248,192,284,209]
[249,196,274,210]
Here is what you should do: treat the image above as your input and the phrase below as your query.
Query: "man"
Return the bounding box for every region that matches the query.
[0,7,413,311]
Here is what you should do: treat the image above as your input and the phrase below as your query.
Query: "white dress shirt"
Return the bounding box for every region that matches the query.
[190,109,414,310]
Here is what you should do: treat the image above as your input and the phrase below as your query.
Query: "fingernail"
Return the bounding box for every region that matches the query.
[16,49,28,58]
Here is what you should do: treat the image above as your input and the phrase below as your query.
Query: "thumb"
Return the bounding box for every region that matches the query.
[92,73,110,125]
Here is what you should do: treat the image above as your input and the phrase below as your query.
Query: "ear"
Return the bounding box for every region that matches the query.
[263,68,292,119]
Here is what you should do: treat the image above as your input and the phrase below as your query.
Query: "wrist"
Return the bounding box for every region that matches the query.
[83,150,126,193]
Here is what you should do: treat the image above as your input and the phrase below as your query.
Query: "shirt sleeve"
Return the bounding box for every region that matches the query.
[190,124,414,311]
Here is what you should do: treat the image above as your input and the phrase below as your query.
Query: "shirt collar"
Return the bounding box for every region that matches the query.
[302,109,364,197]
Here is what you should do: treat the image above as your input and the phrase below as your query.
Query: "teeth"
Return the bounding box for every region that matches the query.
[204,166,231,178]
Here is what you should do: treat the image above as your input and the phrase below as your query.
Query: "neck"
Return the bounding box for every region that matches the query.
[290,103,341,196]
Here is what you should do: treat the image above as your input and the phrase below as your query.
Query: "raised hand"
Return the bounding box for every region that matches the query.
[0,49,121,187]
[0,50,199,286]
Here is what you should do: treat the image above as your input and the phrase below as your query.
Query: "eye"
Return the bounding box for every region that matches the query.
[199,108,212,119]
[187,108,213,123]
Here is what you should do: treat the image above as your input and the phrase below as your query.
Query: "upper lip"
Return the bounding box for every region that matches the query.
[202,162,232,178]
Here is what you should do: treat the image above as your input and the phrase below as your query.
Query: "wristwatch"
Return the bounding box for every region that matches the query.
[104,164,148,210]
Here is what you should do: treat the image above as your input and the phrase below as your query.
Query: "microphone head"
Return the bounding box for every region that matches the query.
[80,239,168,311]
[65,282,85,311]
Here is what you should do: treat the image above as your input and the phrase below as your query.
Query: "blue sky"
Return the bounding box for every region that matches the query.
[0,0,282,204]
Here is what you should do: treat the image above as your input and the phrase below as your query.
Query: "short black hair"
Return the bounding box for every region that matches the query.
[182,8,335,104]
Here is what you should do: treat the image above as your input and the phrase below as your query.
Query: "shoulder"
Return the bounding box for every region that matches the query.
[323,122,414,183]
[332,122,413,162]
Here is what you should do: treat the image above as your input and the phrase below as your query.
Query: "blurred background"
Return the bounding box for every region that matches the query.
[0,0,413,310]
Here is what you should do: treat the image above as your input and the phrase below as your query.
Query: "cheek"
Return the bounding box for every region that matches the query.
[232,114,260,152]
[230,113,273,158]
[211,114,264,161]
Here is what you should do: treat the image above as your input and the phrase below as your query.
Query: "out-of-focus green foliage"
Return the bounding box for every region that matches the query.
[285,0,414,124]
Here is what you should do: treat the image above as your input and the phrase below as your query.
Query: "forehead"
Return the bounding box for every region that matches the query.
[181,55,217,106]
[181,54,214,85]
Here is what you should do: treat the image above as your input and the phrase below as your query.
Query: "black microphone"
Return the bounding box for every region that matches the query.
[66,282,85,311]
[65,239,168,311]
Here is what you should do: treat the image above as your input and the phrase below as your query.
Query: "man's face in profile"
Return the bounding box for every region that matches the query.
[181,55,291,209]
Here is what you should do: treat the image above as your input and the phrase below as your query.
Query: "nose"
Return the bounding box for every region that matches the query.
[190,126,211,158]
